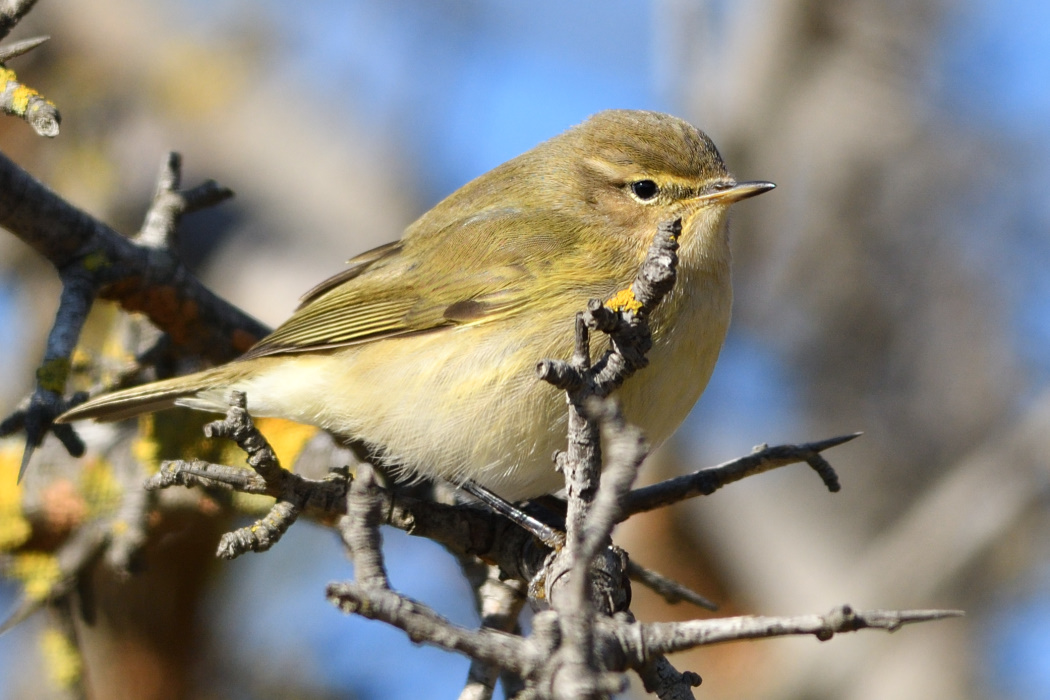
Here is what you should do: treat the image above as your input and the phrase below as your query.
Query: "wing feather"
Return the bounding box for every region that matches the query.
[237,209,582,361]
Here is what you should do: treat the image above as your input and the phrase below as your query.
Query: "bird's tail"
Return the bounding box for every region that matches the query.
[56,366,233,424]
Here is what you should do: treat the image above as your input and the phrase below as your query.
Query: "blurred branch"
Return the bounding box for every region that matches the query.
[0,150,263,475]
[0,0,57,137]
[0,149,262,358]
[0,1,57,136]
[0,520,108,634]
[459,563,527,700]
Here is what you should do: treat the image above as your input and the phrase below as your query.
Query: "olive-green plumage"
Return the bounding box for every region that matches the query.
[59,110,773,499]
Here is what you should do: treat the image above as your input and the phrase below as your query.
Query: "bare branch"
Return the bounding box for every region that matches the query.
[621,433,857,518]
[536,219,682,700]
[634,605,963,655]
[0,47,58,136]
[626,560,717,612]
[5,265,96,479]
[0,149,260,476]
[145,459,269,494]
[635,654,702,700]
[0,150,266,361]
[197,392,306,558]
[327,583,535,675]
[459,565,526,700]
[340,463,389,589]
[0,521,109,634]
[104,461,153,576]
[138,152,233,249]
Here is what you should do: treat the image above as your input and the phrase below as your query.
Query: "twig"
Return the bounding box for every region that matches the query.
[632,605,964,655]
[0,521,109,634]
[339,463,389,589]
[537,220,682,700]
[459,564,526,700]
[145,459,270,494]
[635,654,702,700]
[198,392,305,558]
[45,597,87,699]
[621,433,856,518]
[0,2,57,137]
[0,150,256,475]
[327,583,535,675]
[626,560,717,611]
[146,392,321,559]
[139,152,233,249]
[104,459,153,576]
[5,265,95,480]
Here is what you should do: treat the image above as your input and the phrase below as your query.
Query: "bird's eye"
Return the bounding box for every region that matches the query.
[630,180,660,202]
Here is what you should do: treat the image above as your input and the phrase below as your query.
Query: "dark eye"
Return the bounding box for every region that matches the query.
[630,180,659,201]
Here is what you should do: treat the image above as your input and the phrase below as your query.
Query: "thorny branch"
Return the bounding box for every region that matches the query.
[0,520,109,635]
[0,149,255,479]
[621,432,856,519]
[0,0,59,138]
[89,220,951,699]
[0,5,961,694]
[126,214,921,699]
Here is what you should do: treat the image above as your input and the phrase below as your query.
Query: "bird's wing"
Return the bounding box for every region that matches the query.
[239,208,583,360]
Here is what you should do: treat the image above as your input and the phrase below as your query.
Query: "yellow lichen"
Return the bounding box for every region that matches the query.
[40,627,82,689]
[35,357,71,393]
[79,458,122,518]
[0,445,30,551]
[132,414,161,473]
[605,287,642,313]
[81,250,110,272]
[0,512,30,551]
[11,84,38,115]
[10,552,62,601]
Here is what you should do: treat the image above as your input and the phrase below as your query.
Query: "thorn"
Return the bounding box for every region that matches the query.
[17,439,34,483]
[0,596,41,636]
[0,35,49,63]
[812,432,863,450]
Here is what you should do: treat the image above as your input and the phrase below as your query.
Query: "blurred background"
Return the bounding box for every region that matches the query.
[1,0,1049,698]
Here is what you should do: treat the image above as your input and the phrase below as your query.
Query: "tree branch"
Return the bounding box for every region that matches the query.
[0,149,262,476]
[633,605,964,655]
[621,433,855,518]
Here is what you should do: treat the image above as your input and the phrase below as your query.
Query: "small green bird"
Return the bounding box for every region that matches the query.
[59,110,773,500]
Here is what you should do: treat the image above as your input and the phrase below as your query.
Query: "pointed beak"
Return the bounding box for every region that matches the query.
[694,180,776,205]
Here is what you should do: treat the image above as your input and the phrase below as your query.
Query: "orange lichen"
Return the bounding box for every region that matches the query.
[10,552,61,601]
[40,479,88,534]
[79,458,122,518]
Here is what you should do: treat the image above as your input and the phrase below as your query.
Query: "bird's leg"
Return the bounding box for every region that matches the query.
[460,479,566,549]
